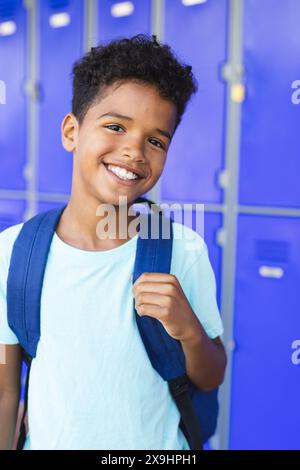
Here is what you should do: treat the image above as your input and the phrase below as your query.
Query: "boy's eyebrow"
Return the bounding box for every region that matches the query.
[98,112,171,140]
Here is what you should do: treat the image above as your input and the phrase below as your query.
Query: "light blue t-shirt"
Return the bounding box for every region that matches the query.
[0,220,223,450]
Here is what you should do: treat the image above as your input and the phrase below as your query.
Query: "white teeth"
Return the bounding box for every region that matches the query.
[107,164,139,180]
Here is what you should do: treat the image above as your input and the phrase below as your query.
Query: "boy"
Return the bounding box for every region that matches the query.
[0,34,226,450]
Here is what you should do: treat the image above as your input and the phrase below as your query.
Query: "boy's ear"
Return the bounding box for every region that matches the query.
[61,113,78,152]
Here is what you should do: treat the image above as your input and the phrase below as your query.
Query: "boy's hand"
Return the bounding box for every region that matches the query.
[132,272,200,343]
[132,273,227,391]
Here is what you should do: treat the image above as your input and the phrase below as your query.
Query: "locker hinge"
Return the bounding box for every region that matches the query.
[217,169,230,189]
[221,62,244,82]
[221,63,245,103]
[216,228,227,247]
[23,163,34,182]
[230,83,245,103]
[23,80,43,102]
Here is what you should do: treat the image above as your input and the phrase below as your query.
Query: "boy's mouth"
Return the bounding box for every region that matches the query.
[103,163,143,187]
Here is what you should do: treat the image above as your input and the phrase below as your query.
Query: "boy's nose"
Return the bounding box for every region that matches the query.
[123,150,146,163]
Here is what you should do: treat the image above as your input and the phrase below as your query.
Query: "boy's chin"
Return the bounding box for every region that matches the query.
[94,192,140,207]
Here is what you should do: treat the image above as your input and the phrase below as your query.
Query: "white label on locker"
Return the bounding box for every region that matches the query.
[259,265,284,279]
[111,2,134,18]
[182,0,208,6]
[0,21,17,36]
[49,12,71,29]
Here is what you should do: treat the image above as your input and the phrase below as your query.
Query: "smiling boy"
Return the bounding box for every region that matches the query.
[0,34,226,450]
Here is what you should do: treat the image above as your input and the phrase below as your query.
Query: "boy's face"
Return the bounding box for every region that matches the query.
[62,80,177,207]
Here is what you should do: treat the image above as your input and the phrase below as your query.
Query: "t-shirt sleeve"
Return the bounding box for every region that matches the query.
[180,243,224,340]
[0,230,19,345]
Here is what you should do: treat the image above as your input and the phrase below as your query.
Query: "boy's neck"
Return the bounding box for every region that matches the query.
[55,196,139,252]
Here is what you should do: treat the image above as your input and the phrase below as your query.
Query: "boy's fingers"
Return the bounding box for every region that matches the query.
[133,272,178,286]
[132,281,176,297]
[135,292,171,308]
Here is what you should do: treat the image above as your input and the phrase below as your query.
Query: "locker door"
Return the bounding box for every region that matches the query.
[97,0,151,42]
[0,199,25,231]
[230,215,300,449]
[161,0,227,204]
[0,0,26,190]
[38,0,84,194]
[239,0,300,208]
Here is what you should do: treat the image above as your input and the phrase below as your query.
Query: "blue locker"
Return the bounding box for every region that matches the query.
[161,0,228,204]
[0,0,26,190]
[239,0,300,208]
[0,199,25,232]
[38,200,66,213]
[98,0,151,43]
[230,215,300,449]
[38,0,84,194]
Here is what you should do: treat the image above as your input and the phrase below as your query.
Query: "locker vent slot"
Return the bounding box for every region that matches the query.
[255,239,289,263]
[49,0,70,11]
[0,0,18,20]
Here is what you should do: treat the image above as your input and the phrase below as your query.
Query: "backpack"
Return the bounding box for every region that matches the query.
[6,197,219,451]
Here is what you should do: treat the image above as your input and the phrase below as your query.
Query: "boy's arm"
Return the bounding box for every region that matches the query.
[180,328,227,391]
[0,344,22,450]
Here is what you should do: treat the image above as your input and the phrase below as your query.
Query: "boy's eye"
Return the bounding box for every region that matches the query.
[104,124,165,150]
[149,138,164,150]
[105,124,123,132]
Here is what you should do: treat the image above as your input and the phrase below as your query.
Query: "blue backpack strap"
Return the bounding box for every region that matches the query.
[7,205,66,450]
[132,206,203,450]
[7,205,66,358]
[133,211,186,379]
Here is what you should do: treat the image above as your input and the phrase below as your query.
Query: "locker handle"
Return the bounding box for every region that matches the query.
[49,12,71,29]
[258,265,284,279]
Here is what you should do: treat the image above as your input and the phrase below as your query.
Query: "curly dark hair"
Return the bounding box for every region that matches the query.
[71,33,198,132]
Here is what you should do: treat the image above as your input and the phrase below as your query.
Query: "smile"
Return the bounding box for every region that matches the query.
[103,163,142,187]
